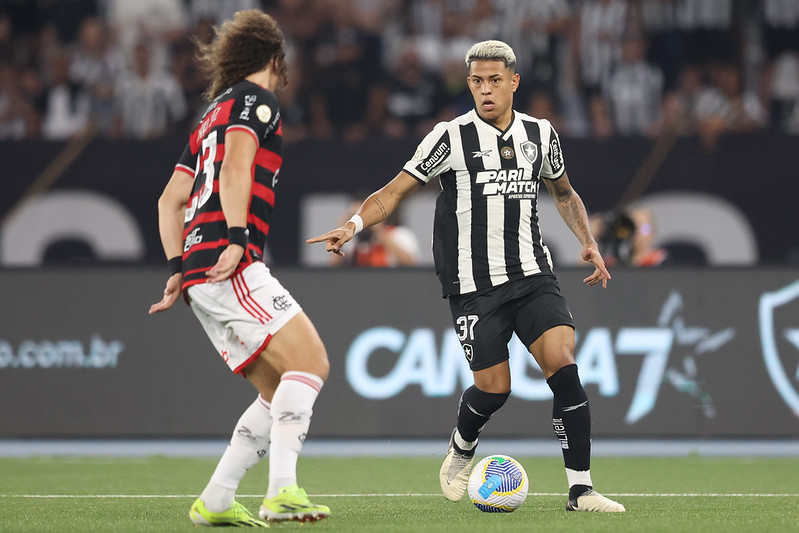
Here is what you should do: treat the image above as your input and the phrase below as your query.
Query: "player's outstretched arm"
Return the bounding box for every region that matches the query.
[544,172,611,288]
[150,169,194,313]
[306,171,420,256]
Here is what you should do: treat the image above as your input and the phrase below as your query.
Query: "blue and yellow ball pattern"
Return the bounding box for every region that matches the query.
[467,455,529,512]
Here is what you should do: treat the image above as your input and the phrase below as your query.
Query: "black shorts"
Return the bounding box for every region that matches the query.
[448,274,575,371]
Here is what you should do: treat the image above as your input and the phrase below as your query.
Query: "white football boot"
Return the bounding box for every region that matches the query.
[566,489,626,512]
[439,429,475,501]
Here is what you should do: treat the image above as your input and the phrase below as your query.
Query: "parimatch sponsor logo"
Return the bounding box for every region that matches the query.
[475,168,535,199]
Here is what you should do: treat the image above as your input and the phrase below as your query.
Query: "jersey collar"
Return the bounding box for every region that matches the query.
[472,108,516,138]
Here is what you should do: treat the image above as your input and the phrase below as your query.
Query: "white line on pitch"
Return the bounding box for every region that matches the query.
[2,492,799,498]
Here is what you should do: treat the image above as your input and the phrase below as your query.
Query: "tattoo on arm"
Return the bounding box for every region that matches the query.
[374,197,388,221]
[556,190,592,244]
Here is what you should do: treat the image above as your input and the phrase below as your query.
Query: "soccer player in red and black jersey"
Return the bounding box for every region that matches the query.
[149,10,329,527]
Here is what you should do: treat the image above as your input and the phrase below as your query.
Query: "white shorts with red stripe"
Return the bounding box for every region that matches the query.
[186,262,302,374]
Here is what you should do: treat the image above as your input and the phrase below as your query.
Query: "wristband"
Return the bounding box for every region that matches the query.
[168,256,182,276]
[347,214,364,235]
[227,226,249,248]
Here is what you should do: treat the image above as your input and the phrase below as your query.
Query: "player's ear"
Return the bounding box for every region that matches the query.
[511,72,520,92]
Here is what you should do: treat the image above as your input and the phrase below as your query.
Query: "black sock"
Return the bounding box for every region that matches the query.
[455,385,510,449]
[547,364,591,473]
[569,484,592,500]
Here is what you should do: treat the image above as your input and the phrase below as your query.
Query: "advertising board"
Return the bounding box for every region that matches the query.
[2,268,798,439]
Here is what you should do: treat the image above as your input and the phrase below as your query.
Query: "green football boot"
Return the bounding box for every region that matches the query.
[258,484,330,523]
[189,498,269,527]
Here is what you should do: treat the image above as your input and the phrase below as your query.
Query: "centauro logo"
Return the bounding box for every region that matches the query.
[549,137,563,173]
[475,168,535,199]
[417,142,450,175]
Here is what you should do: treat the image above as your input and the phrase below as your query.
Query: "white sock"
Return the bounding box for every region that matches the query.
[454,429,478,451]
[201,395,271,512]
[267,371,324,498]
[566,468,593,489]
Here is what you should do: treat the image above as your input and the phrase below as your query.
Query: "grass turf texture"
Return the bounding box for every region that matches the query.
[1,456,798,532]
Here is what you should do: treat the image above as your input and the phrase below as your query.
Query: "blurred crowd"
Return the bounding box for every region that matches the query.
[1,0,798,147]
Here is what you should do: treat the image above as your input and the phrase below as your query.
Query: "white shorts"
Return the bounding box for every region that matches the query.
[186,262,302,374]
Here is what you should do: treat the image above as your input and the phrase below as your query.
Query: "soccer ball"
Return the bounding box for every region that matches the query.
[467,455,529,512]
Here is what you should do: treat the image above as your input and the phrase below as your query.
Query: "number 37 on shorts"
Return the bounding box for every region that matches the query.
[456,314,479,341]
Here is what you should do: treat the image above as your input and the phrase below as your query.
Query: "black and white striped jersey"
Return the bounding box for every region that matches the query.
[402,109,566,297]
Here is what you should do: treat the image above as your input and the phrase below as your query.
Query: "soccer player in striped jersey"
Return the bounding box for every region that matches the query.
[150,10,330,527]
[309,40,625,513]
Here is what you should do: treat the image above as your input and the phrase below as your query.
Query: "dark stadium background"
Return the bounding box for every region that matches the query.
[1,1,798,442]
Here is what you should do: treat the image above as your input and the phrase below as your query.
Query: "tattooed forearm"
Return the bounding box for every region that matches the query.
[556,191,594,245]
[374,197,388,221]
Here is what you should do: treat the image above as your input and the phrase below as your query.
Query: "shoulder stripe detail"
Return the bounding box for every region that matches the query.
[175,164,195,177]
[226,124,259,145]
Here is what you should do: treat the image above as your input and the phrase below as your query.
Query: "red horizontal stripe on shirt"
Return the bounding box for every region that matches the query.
[254,149,282,173]
[252,182,275,206]
[183,265,212,279]
[184,211,227,236]
[185,239,228,253]
[247,214,270,236]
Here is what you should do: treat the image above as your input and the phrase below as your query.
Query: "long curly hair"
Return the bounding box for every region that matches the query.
[196,10,288,101]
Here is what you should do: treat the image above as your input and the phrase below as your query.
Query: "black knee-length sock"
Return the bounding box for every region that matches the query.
[547,364,591,473]
[456,385,510,444]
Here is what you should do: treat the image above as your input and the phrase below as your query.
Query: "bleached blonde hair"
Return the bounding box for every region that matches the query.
[464,40,517,71]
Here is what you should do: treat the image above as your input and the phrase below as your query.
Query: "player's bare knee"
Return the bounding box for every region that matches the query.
[310,347,330,381]
[540,355,575,379]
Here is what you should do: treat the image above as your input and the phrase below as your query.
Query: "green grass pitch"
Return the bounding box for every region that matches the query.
[1,455,798,532]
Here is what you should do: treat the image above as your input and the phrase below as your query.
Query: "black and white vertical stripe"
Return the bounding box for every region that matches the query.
[404,110,562,296]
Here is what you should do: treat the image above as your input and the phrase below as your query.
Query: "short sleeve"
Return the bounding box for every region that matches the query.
[540,120,566,180]
[174,143,196,177]
[401,122,452,184]
[228,88,281,141]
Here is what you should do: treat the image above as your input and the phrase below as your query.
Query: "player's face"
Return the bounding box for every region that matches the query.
[467,60,519,128]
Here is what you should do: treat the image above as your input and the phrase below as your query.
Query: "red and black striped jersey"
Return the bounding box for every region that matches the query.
[173,80,283,290]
